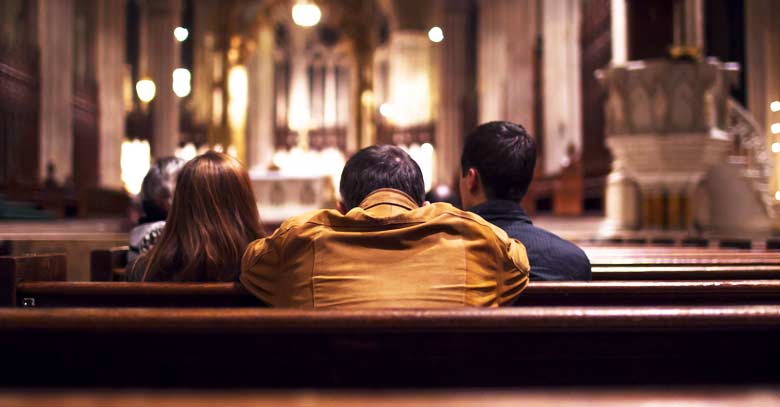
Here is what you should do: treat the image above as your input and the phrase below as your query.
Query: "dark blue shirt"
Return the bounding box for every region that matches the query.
[469,200,591,281]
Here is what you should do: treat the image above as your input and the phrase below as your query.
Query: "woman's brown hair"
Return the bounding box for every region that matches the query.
[142,151,265,281]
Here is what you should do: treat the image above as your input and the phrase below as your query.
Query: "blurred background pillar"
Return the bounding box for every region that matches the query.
[37,0,75,184]
[246,24,275,171]
[435,0,472,188]
[143,0,181,158]
[96,0,126,190]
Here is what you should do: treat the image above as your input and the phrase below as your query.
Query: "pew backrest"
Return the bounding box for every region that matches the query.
[0,253,66,306]
[1,305,779,387]
[14,280,780,307]
[90,246,128,281]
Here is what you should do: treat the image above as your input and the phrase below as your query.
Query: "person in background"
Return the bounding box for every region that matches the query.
[240,145,529,308]
[128,152,265,282]
[127,157,186,266]
[459,121,591,281]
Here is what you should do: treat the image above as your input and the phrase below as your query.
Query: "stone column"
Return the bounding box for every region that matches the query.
[191,0,216,127]
[38,0,74,184]
[610,0,627,64]
[477,0,538,135]
[246,24,275,171]
[288,26,310,148]
[143,0,181,158]
[436,0,470,187]
[542,0,582,175]
[96,0,126,190]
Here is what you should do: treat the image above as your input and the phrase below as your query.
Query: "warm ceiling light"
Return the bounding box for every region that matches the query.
[292,1,321,27]
[428,26,444,43]
[135,78,156,103]
[772,101,780,112]
[172,68,191,98]
[174,26,189,42]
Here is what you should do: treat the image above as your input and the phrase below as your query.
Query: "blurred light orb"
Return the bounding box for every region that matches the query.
[435,184,451,198]
[428,26,444,43]
[772,123,780,134]
[172,68,191,98]
[773,142,780,153]
[135,78,156,103]
[771,101,780,113]
[776,191,780,201]
[292,1,321,27]
[173,27,189,42]
[379,103,394,119]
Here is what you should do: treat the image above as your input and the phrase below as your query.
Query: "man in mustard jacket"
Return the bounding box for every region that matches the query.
[240,145,529,308]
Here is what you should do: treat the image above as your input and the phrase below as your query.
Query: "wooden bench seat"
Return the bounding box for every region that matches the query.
[0,305,779,387]
[13,280,780,307]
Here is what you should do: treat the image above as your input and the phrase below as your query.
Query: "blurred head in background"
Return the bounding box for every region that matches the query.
[139,156,186,223]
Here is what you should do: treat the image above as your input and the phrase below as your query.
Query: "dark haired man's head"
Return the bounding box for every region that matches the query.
[459,121,536,209]
[140,156,186,222]
[338,145,426,212]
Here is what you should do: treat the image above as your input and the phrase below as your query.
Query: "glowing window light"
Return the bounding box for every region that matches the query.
[135,78,156,103]
[172,68,191,98]
[771,101,780,113]
[773,142,780,154]
[292,1,321,27]
[428,26,444,43]
[120,139,151,195]
[227,65,248,129]
[174,27,189,42]
[772,123,780,134]
[175,142,198,161]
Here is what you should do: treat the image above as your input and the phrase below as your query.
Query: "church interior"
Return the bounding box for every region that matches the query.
[2,0,780,404]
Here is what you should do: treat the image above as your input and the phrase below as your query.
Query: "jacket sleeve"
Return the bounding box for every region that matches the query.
[498,237,531,305]
[239,226,289,307]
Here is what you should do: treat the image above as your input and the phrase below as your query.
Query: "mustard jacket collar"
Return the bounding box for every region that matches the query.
[358,188,419,212]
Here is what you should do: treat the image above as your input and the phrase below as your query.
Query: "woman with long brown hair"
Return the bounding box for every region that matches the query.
[128,151,265,282]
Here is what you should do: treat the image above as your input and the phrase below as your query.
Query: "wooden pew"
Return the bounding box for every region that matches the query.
[90,246,128,281]
[1,388,779,406]
[13,280,780,308]
[0,254,66,306]
[585,247,780,279]
[0,306,779,387]
[90,246,780,282]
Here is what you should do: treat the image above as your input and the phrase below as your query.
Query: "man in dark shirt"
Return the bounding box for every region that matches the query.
[459,121,591,281]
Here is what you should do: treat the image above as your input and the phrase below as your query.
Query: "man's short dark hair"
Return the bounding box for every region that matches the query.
[340,145,426,210]
[460,121,536,201]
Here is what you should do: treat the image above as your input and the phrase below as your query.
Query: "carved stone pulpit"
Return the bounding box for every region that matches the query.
[597,58,738,230]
